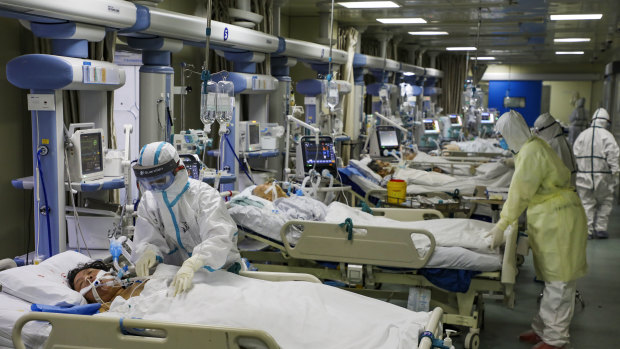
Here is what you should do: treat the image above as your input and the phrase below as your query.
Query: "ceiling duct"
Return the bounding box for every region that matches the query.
[229,0,263,29]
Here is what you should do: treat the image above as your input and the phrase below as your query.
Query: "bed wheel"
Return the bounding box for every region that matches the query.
[516,254,525,266]
[464,332,480,349]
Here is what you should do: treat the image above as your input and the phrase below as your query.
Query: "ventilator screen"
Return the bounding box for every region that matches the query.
[80,132,103,175]
[249,123,260,145]
[378,129,399,148]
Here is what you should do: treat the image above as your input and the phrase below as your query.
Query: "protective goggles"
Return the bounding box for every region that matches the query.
[133,158,180,192]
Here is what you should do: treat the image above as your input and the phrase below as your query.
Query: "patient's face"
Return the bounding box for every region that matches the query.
[73,268,121,303]
[375,161,394,177]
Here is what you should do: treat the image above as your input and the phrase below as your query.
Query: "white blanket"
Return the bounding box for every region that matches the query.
[448,138,511,156]
[101,265,431,349]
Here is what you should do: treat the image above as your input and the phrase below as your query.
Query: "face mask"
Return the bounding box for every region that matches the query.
[79,270,120,303]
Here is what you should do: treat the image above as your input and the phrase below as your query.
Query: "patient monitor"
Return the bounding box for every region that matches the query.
[296,136,337,179]
[479,112,496,137]
[369,125,401,158]
[67,125,105,182]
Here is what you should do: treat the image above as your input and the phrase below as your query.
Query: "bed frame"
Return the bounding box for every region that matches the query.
[239,208,519,349]
[12,270,443,349]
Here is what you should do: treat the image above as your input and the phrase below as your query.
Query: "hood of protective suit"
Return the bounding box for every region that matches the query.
[495,110,531,153]
[138,142,189,195]
[534,113,563,142]
[591,108,610,128]
[575,97,585,108]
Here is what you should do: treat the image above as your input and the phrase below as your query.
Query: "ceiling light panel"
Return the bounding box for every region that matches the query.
[553,38,591,43]
[338,1,400,8]
[408,31,449,35]
[446,47,477,51]
[555,51,584,55]
[376,18,427,24]
[470,56,496,60]
[550,14,602,21]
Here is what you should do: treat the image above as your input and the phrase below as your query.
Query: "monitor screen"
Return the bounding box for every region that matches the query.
[378,130,399,148]
[480,112,494,124]
[449,114,461,126]
[248,123,260,145]
[180,155,200,180]
[424,121,437,131]
[303,139,336,167]
[80,132,103,175]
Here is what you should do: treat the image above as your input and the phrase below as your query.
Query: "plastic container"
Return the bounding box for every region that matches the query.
[407,287,431,312]
[104,150,124,177]
[387,179,407,204]
[66,215,118,249]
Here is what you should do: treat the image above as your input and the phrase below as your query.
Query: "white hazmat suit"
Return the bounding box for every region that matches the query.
[492,110,587,349]
[573,108,620,238]
[534,113,577,186]
[568,97,587,145]
[131,142,240,295]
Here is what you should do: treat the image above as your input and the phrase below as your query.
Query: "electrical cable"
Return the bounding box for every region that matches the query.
[64,147,91,257]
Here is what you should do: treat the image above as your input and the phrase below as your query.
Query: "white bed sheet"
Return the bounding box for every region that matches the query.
[100,265,432,349]
[0,292,49,349]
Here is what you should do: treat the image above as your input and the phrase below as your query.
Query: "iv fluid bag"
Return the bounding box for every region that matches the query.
[216,80,234,125]
[200,80,217,130]
[324,80,339,111]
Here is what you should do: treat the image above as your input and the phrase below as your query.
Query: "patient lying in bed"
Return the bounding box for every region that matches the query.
[68,262,433,349]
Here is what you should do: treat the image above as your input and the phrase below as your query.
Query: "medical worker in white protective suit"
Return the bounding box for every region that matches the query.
[568,96,588,145]
[490,110,587,349]
[533,113,577,186]
[131,142,241,296]
[573,108,620,239]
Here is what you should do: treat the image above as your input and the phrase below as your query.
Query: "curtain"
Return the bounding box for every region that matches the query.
[339,27,359,164]
[437,53,467,115]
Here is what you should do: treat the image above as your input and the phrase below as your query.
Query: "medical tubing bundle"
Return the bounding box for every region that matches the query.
[224,133,255,185]
[35,148,52,259]
[63,147,91,257]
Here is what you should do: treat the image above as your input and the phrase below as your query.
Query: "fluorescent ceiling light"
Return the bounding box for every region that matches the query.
[446,47,477,51]
[550,14,602,20]
[338,1,400,8]
[470,56,495,60]
[556,51,584,55]
[376,18,427,24]
[403,72,415,76]
[408,31,449,35]
[554,38,591,43]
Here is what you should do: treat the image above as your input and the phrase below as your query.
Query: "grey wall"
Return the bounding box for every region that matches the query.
[0,18,34,259]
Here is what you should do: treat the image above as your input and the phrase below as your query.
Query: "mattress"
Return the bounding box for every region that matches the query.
[0,292,50,349]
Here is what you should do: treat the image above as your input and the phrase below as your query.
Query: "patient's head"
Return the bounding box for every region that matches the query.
[68,260,121,303]
[368,160,394,178]
[252,181,289,201]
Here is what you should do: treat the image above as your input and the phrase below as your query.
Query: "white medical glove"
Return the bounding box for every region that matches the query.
[136,249,158,277]
[489,225,505,250]
[171,256,204,296]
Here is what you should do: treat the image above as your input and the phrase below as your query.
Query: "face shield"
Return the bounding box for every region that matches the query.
[133,158,180,192]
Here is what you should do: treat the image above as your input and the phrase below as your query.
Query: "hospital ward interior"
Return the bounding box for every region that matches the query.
[1,0,620,348]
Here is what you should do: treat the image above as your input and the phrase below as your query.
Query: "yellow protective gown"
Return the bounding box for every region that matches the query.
[496,137,587,282]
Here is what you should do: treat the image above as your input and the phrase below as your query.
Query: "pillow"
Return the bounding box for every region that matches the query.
[0,250,92,306]
[349,159,383,184]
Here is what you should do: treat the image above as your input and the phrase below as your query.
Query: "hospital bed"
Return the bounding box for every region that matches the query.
[237,206,519,349]
[1,252,444,349]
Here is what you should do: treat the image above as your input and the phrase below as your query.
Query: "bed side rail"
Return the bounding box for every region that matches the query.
[280,220,436,269]
[240,270,321,284]
[13,312,280,349]
[369,208,444,221]
[418,307,445,349]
